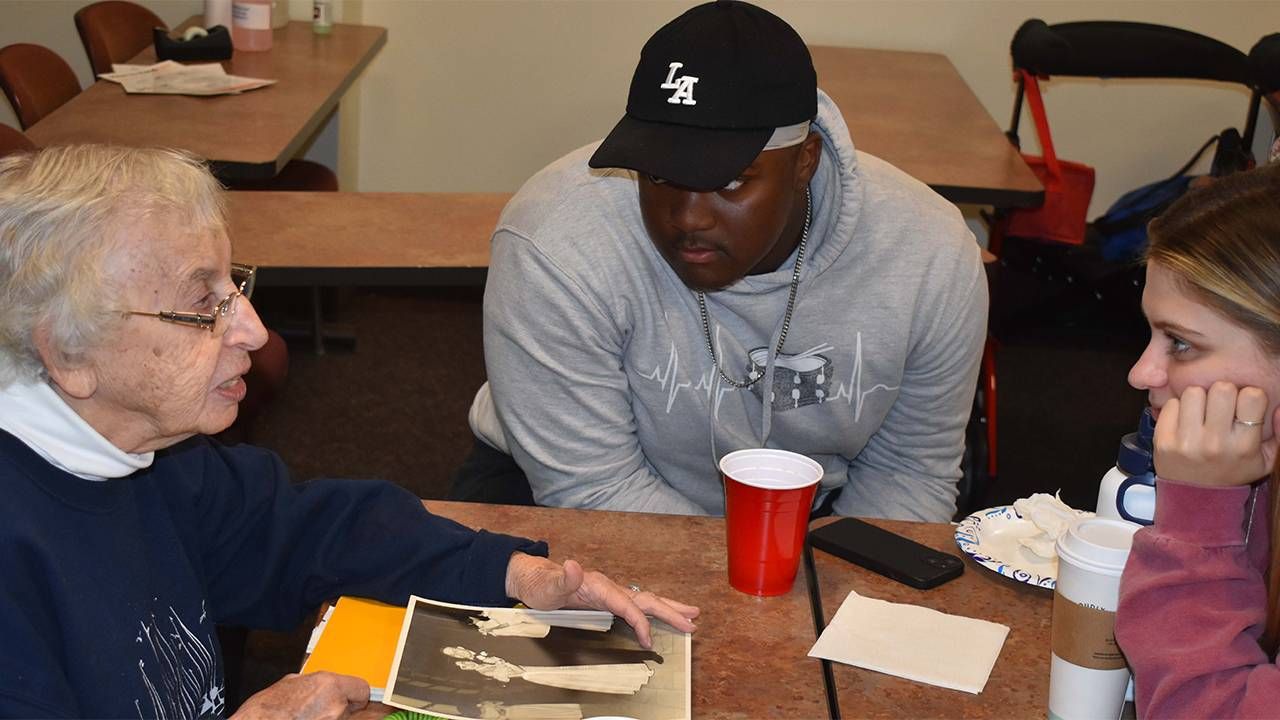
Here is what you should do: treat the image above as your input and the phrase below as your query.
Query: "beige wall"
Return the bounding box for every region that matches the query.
[353,0,1280,216]
[2,0,1278,216]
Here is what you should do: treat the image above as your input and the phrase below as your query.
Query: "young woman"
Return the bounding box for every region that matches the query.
[1116,162,1280,717]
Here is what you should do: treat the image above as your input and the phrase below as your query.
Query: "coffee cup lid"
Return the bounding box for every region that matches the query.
[1056,518,1140,575]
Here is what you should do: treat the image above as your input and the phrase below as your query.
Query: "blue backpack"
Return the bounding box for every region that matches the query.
[1094,129,1252,262]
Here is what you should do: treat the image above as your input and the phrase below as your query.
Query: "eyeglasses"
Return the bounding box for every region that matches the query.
[124,263,256,335]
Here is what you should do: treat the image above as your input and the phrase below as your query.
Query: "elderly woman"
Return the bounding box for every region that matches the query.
[0,145,699,719]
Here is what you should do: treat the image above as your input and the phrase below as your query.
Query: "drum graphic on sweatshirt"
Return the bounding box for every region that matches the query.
[748,347,834,411]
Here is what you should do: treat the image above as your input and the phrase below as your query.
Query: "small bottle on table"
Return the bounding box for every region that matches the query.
[313,0,333,35]
[231,0,273,51]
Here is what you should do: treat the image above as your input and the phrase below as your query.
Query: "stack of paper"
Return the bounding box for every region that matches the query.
[99,61,275,96]
[384,596,688,719]
[306,596,692,719]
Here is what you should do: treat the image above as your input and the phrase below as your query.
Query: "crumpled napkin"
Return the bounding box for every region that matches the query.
[808,590,1010,694]
[1012,492,1093,559]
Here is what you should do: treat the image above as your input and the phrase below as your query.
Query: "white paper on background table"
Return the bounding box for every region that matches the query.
[99,61,275,96]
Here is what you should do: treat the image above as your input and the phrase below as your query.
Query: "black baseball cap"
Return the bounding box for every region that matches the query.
[588,0,817,192]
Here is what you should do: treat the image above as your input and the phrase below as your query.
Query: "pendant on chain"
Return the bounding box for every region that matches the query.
[697,187,812,389]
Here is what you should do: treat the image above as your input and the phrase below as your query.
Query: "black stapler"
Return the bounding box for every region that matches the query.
[153,25,233,63]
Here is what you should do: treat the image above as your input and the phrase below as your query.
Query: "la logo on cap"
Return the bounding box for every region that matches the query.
[660,62,698,105]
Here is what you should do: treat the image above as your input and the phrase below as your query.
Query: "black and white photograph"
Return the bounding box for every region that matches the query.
[383,597,690,720]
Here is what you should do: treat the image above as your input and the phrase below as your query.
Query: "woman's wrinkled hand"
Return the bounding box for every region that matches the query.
[1153,381,1280,487]
[231,671,369,720]
[504,553,700,649]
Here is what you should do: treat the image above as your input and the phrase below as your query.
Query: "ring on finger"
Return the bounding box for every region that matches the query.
[627,583,642,596]
[1235,418,1264,427]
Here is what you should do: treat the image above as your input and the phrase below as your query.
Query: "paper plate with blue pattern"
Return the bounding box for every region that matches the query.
[954,505,1057,589]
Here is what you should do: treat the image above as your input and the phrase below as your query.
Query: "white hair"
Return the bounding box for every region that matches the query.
[0,145,226,387]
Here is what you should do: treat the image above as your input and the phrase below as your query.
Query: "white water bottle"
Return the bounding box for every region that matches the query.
[204,0,232,30]
[232,0,273,51]
[1096,408,1156,525]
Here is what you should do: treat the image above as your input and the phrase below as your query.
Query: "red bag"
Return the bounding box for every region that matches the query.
[1004,70,1095,246]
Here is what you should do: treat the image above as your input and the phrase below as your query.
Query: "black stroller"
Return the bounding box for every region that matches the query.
[989,19,1263,338]
[958,20,1267,516]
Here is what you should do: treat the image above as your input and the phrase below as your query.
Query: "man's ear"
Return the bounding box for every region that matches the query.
[794,131,822,189]
[33,323,97,399]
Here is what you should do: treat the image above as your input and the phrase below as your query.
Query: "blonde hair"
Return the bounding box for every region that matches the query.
[1144,162,1280,655]
[0,145,226,387]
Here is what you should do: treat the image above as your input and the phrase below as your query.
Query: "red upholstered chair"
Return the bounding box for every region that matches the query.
[74,0,164,77]
[0,123,36,157]
[0,44,80,129]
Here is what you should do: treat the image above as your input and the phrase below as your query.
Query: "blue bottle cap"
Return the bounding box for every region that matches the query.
[1116,431,1154,475]
[1137,406,1156,450]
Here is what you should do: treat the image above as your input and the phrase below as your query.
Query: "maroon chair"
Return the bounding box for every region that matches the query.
[0,44,80,129]
[0,123,36,157]
[74,0,165,77]
[229,159,340,192]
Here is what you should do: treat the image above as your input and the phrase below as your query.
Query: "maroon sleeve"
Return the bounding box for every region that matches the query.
[1115,478,1280,718]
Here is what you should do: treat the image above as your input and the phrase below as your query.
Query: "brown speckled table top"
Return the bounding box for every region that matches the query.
[426,500,830,719]
[423,503,1052,718]
[810,516,1052,718]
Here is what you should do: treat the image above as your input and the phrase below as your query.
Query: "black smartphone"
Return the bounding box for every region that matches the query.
[808,517,964,589]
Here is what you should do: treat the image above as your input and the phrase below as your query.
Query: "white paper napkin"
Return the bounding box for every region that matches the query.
[808,590,1010,694]
[1013,492,1093,559]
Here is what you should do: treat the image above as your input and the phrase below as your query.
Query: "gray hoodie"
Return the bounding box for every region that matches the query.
[469,90,986,521]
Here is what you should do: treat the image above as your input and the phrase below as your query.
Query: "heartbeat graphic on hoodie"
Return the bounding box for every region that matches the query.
[638,330,898,420]
[639,340,735,415]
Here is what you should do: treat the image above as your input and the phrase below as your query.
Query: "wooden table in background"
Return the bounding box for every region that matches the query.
[424,500,831,720]
[26,34,1030,206]
[222,46,1041,287]
[811,45,1042,208]
[26,21,386,182]
[227,191,508,286]
[808,517,1052,718]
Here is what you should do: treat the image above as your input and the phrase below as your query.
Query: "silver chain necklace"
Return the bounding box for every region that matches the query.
[1245,483,1260,543]
[696,187,811,389]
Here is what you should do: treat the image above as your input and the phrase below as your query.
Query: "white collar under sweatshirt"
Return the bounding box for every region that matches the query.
[0,379,154,481]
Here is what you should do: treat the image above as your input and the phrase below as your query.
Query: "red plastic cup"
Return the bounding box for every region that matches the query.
[720,448,823,596]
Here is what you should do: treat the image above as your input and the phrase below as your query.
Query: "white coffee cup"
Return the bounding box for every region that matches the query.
[1048,518,1140,720]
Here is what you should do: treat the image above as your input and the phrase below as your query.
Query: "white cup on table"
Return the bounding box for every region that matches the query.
[1048,517,1140,720]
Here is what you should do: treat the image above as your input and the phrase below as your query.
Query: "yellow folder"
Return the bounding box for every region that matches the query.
[301,596,405,689]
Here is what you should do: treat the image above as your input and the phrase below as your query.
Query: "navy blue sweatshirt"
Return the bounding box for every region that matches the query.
[0,431,546,718]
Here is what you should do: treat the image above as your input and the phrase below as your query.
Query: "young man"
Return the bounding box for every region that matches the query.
[454,0,986,522]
